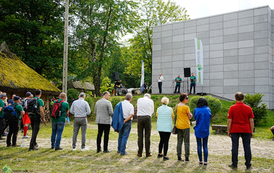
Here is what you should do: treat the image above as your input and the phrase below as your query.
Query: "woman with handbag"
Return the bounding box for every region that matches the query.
[176,93,192,162]
[193,97,212,166]
[156,97,174,161]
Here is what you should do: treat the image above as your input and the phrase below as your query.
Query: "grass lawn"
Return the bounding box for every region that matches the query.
[1,95,274,172]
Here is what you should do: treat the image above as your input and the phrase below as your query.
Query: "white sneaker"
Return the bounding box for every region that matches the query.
[72,148,76,151]
[81,148,89,151]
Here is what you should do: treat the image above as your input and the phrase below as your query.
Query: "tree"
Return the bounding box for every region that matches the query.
[70,0,140,96]
[128,0,190,83]
[0,0,65,82]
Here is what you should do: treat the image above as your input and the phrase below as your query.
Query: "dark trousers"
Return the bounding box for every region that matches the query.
[7,120,19,146]
[29,117,41,149]
[231,133,252,168]
[158,82,162,93]
[190,83,196,94]
[158,132,171,156]
[0,118,3,138]
[1,119,8,136]
[137,116,151,156]
[271,129,274,135]
[97,124,110,151]
[174,85,180,93]
[177,128,190,158]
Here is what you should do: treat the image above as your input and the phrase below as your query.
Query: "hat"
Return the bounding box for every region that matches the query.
[14,96,21,101]
[0,93,6,98]
[26,92,32,97]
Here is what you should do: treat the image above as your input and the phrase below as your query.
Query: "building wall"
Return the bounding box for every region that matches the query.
[152,6,274,109]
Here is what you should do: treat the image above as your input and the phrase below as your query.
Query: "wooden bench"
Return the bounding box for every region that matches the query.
[211,125,227,134]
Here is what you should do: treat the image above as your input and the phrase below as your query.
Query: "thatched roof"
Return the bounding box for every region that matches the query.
[0,42,60,94]
[73,81,95,91]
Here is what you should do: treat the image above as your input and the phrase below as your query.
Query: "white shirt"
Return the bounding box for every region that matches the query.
[158,76,164,82]
[70,98,91,117]
[122,100,134,119]
[137,97,154,117]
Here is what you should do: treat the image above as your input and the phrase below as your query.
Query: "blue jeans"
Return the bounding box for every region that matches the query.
[231,133,252,168]
[118,120,132,155]
[51,122,65,149]
[196,136,208,162]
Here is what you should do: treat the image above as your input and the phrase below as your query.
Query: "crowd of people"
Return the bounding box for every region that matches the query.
[1,90,274,170]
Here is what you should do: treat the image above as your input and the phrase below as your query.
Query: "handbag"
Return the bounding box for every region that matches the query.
[172,105,178,135]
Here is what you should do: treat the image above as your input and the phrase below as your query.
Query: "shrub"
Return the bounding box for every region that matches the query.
[100,77,114,94]
[189,95,222,117]
[67,88,79,104]
[84,97,95,119]
[109,96,124,110]
[243,93,268,126]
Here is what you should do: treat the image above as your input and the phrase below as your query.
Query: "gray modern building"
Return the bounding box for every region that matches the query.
[152,6,274,109]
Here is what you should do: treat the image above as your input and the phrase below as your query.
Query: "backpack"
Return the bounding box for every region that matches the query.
[51,100,64,119]
[3,104,18,122]
[19,98,27,111]
[27,98,38,115]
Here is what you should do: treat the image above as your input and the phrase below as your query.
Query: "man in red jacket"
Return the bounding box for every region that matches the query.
[227,92,254,170]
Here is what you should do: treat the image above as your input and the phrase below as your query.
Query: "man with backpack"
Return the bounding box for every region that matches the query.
[28,89,45,151]
[51,92,69,150]
[6,96,24,147]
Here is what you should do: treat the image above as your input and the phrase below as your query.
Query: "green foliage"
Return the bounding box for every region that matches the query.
[189,95,222,117]
[243,93,268,126]
[67,88,79,103]
[0,0,66,83]
[84,97,95,118]
[109,97,124,110]
[100,77,114,94]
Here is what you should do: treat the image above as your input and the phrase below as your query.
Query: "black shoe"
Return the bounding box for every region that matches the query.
[12,145,20,147]
[163,156,169,161]
[51,146,54,149]
[0,137,5,140]
[157,154,163,158]
[97,150,102,153]
[246,165,252,171]
[185,157,189,162]
[178,156,184,162]
[29,147,39,151]
[7,145,11,147]
[228,164,237,169]
[272,137,274,141]
[55,147,63,151]
[103,150,111,153]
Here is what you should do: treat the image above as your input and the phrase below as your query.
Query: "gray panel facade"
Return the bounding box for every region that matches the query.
[152,6,274,109]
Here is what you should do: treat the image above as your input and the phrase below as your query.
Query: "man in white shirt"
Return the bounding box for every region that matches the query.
[118,93,134,156]
[70,92,91,151]
[136,93,154,157]
[157,73,164,93]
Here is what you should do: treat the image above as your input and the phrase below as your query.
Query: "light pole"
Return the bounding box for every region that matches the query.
[62,0,69,99]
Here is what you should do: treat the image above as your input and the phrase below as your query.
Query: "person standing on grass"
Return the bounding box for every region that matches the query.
[176,93,192,162]
[70,92,91,151]
[227,92,254,170]
[6,96,24,147]
[193,97,212,166]
[51,92,69,151]
[137,93,154,157]
[95,91,113,153]
[22,92,32,139]
[0,92,7,140]
[29,89,45,151]
[156,97,174,161]
[116,93,134,156]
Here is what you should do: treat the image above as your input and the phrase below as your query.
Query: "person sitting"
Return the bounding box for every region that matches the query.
[115,80,122,95]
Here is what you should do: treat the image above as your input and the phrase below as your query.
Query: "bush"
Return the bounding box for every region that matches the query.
[67,88,79,103]
[189,95,222,117]
[100,77,114,94]
[109,96,124,110]
[243,93,268,126]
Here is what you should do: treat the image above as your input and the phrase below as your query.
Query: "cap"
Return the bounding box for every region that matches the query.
[0,93,7,98]
[14,96,21,101]
[26,92,32,97]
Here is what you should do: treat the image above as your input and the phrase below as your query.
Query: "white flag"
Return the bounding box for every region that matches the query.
[140,59,145,92]
[194,38,204,85]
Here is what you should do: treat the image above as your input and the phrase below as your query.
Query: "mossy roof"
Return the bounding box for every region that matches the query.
[0,52,60,93]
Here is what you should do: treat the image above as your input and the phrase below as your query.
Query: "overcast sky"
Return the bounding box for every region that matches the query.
[169,0,274,19]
